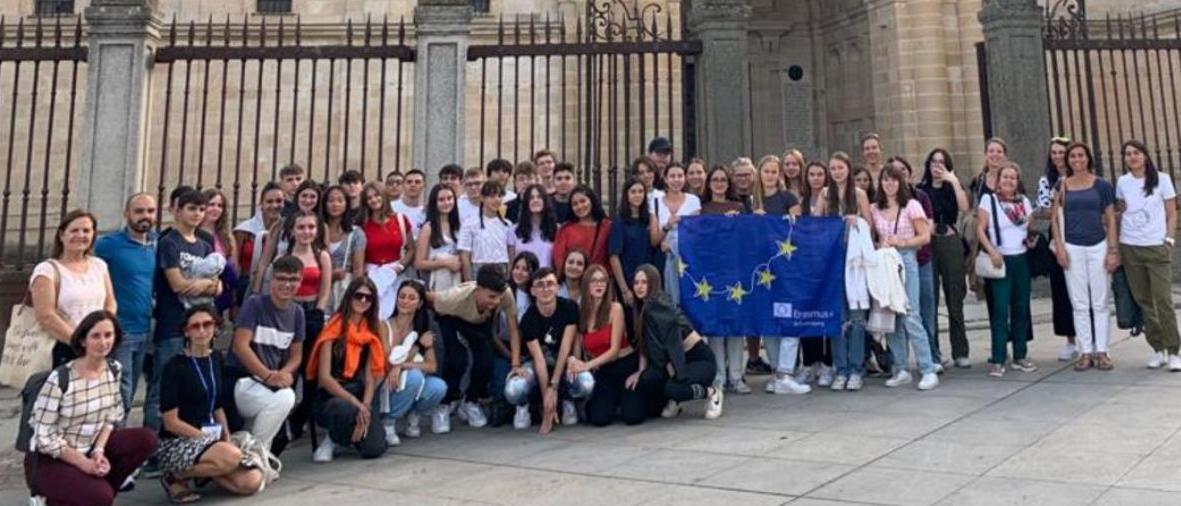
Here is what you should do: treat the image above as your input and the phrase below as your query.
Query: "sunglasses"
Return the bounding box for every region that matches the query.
[352,292,374,303]
[186,320,217,332]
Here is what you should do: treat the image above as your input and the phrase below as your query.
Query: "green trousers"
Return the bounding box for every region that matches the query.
[1120,244,1180,354]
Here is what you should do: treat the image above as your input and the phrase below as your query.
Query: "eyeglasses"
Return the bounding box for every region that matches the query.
[589,277,609,285]
[186,320,217,332]
[273,275,301,285]
[533,280,558,289]
[352,292,374,303]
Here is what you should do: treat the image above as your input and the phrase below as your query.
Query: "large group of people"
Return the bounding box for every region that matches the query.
[19,133,1177,505]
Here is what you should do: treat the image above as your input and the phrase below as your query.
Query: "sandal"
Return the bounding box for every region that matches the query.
[1095,353,1114,371]
[1074,354,1093,371]
[160,474,201,504]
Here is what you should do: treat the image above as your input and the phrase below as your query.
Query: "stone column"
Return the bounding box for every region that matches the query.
[978,0,1049,184]
[77,0,160,231]
[413,0,473,177]
[687,0,752,166]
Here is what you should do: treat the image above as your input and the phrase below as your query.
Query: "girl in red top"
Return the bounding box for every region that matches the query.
[359,182,414,320]
[568,265,639,427]
[284,210,334,438]
[553,185,611,270]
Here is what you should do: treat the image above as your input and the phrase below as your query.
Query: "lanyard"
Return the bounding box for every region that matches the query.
[189,356,217,426]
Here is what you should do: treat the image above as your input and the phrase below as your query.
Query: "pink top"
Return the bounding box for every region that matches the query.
[871,200,925,241]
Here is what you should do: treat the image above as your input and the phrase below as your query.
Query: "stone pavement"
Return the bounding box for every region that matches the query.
[3,293,1181,505]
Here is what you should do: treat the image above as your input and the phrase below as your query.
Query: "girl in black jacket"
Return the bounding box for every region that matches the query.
[630,264,724,420]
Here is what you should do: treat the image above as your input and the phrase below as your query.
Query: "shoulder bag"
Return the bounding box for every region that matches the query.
[973,194,1007,280]
[0,262,64,388]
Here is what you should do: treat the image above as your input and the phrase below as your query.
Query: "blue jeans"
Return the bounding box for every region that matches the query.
[889,250,936,375]
[110,333,148,416]
[832,306,867,376]
[143,336,185,431]
[386,369,448,419]
[918,261,938,363]
[503,361,594,405]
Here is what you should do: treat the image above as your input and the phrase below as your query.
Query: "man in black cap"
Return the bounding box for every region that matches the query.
[647,136,673,191]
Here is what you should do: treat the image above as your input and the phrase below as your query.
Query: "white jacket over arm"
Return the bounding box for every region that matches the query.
[844,218,876,310]
[867,247,907,314]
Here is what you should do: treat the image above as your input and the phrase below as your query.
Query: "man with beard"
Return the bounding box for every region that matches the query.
[95,192,160,417]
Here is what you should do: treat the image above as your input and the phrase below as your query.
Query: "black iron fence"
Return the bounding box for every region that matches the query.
[148,16,416,225]
[1044,1,1181,182]
[0,16,87,270]
[466,0,701,213]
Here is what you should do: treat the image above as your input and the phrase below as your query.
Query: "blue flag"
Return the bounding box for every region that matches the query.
[677,215,846,337]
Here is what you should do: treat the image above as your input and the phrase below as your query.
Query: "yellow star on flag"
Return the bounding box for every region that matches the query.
[727,282,749,304]
[676,257,688,277]
[694,278,713,301]
[757,268,776,289]
[777,239,797,258]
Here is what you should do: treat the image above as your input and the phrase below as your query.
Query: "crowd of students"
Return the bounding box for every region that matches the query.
[20,133,1178,505]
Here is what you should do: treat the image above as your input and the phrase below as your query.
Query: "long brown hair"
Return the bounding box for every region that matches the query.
[202,188,234,253]
[874,166,914,210]
[631,264,663,351]
[578,265,615,334]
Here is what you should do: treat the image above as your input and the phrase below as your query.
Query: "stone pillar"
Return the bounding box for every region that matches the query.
[413,0,473,177]
[77,0,160,231]
[978,0,1049,184]
[687,0,752,166]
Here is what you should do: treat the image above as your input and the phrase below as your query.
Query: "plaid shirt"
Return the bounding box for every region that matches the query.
[31,361,123,458]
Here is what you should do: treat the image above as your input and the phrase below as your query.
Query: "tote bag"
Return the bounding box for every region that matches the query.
[0,262,62,388]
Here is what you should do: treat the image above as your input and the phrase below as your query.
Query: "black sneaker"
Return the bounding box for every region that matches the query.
[746,357,773,375]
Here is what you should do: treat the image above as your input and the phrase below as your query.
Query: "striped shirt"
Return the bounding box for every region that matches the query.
[31,361,123,458]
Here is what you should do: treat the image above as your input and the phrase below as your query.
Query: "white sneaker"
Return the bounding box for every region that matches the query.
[885,370,913,388]
[383,420,401,446]
[660,400,681,418]
[933,363,945,375]
[796,366,815,385]
[1169,355,1181,372]
[845,374,863,391]
[1148,351,1167,369]
[513,405,531,430]
[917,372,940,391]
[817,365,835,387]
[830,375,847,391]
[312,436,335,463]
[1059,342,1078,361]
[730,380,753,395]
[772,375,813,394]
[404,412,422,438]
[431,405,452,434]
[764,379,776,394]
[561,400,578,426]
[705,388,724,420]
[954,357,971,368]
[456,401,487,428]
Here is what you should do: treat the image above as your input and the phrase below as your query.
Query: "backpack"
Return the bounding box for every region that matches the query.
[16,358,120,453]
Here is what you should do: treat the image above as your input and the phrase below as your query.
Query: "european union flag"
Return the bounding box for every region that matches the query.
[677,215,846,337]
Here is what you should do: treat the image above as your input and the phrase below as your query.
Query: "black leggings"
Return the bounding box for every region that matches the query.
[642,342,717,403]
[437,315,494,403]
[315,382,386,459]
[585,353,651,427]
[800,337,832,367]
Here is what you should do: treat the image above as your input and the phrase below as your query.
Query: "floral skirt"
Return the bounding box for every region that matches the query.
[154,436,218,476]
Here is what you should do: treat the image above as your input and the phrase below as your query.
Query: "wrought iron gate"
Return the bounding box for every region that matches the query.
[1043,0,1181,181]
[466,0,701,214]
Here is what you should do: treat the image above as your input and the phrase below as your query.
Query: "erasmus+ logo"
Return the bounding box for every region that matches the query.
[773,303,793,319]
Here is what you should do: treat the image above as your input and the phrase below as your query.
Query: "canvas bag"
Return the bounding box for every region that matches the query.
[0,262,63,388]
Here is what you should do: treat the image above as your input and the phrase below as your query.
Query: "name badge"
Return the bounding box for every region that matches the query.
[201,425,223,440]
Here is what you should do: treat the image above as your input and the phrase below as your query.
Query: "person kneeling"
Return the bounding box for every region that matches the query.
[157,306,264,503]
[632,265,724,420]
[506,268,593,433]
[383,280,449,442]
[305,278,389,463]
[570,266,640,427]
